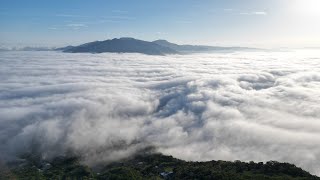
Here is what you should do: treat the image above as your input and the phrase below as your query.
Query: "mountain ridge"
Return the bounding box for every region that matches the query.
[58,37,260,55]
[61,38,178,55]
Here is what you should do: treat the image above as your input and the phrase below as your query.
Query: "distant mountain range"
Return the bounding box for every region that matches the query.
[58,37,260,55]
[3,40,318,55]
[60,38,177,55]
[0,38,260,55]
[152,39,258,53]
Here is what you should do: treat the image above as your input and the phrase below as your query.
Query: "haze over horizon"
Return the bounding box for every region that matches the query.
[1,0,320,48]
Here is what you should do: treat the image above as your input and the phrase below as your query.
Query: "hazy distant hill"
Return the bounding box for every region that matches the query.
[59,37,259,55]
[54,45,75,51]
[0,48,10,52]
[153,39,259,53]
[62,38,178,55]
[0,47,54,52]
[20,47,54,51]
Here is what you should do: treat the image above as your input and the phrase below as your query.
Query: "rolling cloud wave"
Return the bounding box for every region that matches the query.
[0,50,319,175]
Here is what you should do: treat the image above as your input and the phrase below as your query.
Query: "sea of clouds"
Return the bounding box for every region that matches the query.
[0,50,319,175]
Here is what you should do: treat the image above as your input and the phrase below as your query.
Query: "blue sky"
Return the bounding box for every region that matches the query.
[1,0,319,48]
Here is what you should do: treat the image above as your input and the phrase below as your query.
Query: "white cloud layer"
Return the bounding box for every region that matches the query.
[0,50,320,175]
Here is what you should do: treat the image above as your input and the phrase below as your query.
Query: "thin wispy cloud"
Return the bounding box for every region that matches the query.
[240,11,267,15]
[95,19,121,24]
[104,15,136,20]
[111,10,129,14]
[223,8,234,12]
[66,23,87,27]
[223,8,267,16]
[55,14,90,18]
[253,11,267,15]
[65,23,88,30]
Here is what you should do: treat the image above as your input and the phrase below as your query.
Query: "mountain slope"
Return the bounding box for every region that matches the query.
[153,39,259,53]
[5,153,319,180]
[59,37,260,55]
[63,38,178,55]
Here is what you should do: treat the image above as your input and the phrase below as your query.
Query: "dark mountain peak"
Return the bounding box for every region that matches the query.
[109,37,136,41]
[153,39,171,44]
[118,37,137,40]
[153,39,178,46]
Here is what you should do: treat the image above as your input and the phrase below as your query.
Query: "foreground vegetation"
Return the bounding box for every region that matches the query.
[1,152,319,180]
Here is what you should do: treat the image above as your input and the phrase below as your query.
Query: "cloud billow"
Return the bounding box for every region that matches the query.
[0,50,319,175]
